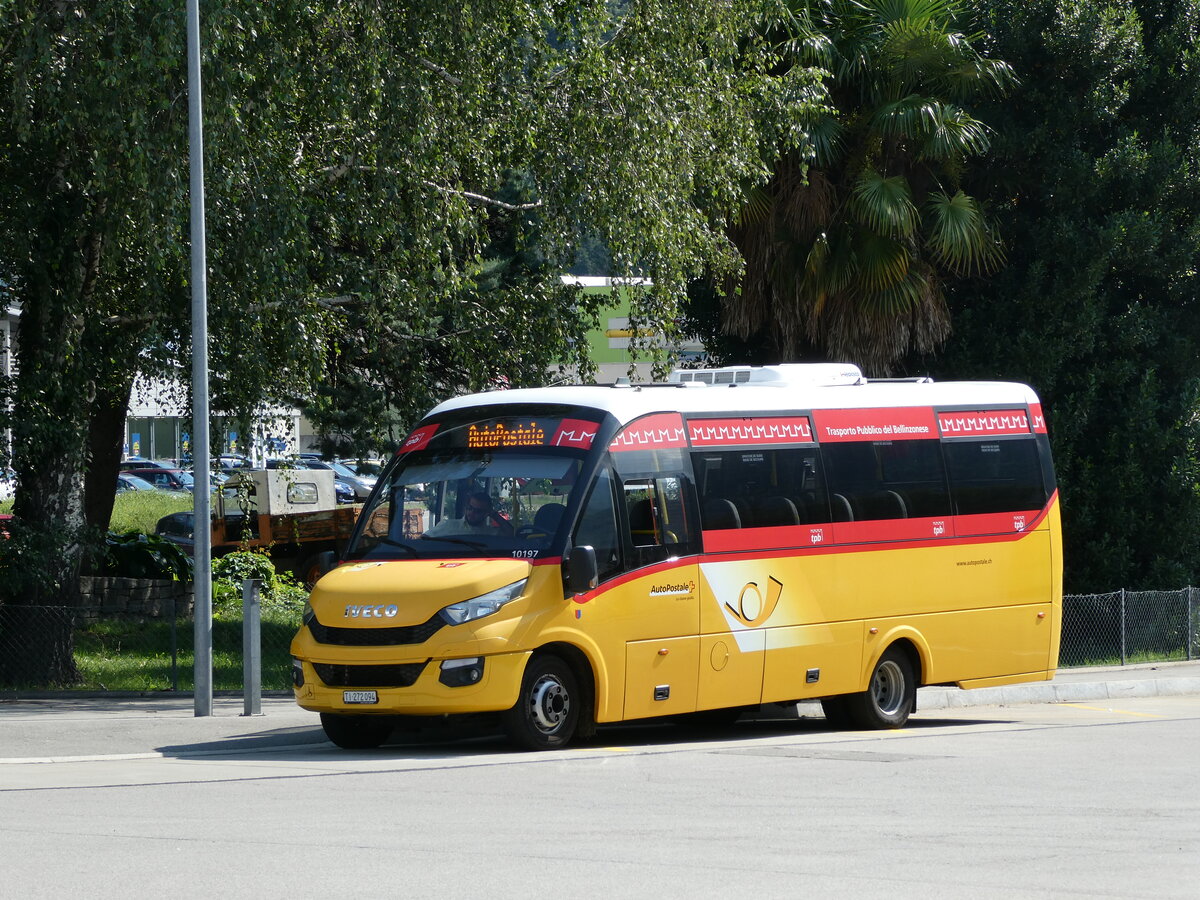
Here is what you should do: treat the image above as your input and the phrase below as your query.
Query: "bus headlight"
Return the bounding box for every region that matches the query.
[439,579,528,625]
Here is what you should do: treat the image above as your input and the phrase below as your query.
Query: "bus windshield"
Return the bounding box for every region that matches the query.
[346,448,586,562]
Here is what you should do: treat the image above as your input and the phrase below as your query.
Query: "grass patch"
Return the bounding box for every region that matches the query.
[109,491,193,534]
[73,610,301,691]
[1,490,191,532]
[1060,649,1189,668]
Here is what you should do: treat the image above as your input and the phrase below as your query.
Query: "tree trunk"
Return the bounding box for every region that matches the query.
[0,188,100,686]
[85,380,135,532]
[0,605,78,688]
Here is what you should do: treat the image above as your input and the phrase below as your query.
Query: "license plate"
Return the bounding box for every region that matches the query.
[343,690,378,705]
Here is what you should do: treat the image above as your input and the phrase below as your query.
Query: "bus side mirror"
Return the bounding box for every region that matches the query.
[566,545,598,595]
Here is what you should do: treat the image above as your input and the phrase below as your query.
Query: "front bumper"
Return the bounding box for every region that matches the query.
[292,649,531,716]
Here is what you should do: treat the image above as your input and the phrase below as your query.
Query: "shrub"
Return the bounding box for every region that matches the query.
[212,550,308,619]
[102,531,194,581]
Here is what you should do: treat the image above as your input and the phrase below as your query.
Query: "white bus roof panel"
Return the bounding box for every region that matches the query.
[429,365,1043,428]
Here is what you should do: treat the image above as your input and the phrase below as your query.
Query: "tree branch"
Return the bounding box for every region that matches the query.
[406,54,463,86]
[422,181,543,211]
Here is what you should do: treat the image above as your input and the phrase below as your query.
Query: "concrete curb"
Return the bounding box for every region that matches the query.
[918,676,1200,709]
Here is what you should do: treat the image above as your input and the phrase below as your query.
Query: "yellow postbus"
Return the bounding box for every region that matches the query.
[290,364,1062,750]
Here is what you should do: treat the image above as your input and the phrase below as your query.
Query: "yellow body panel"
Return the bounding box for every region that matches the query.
[624,637,699,718]
[292,498,1063,721]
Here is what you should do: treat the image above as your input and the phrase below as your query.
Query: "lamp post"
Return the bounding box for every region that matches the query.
[186,0,213,717]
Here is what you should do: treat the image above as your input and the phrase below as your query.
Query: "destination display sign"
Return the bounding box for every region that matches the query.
[399,416,599,453]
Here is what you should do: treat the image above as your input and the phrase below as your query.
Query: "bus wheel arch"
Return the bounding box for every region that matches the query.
[844,641,920,730]
[501,646,595,750]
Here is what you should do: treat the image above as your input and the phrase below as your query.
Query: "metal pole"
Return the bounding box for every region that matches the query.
[1189,586,1196,662]
[187,0,213,716]
[1119,588,1127,666]
[170,592,178,692]
[242,578,262,716]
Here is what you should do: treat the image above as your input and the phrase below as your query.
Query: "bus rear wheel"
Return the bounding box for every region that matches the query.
[320,713,394,749]
[843,646,916,729]
[502,655,579,751]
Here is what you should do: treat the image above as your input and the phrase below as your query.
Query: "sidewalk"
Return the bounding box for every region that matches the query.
[1,661,1198,762]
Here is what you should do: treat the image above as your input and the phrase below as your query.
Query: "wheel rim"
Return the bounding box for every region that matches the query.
[871,659,906,716]
[528,673,570,734]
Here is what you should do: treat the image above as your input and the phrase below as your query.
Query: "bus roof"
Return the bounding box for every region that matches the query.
[429,364,1043,427]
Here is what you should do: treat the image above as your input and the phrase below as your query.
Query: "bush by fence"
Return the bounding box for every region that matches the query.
[1,587,1197,692]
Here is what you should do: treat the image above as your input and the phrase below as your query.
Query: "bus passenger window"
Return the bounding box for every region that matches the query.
[823,439,949,521]
[692,448,830,528]
[944,438,1047,514]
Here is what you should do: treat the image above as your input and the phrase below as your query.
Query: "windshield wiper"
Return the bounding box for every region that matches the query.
[371,536,420,557]
[418,534,489,550]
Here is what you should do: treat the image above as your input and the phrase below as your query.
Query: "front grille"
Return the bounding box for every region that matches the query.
[308,612,446,646]
[313,662,427,688]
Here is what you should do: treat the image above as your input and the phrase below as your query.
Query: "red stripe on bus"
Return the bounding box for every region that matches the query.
[936,409,1031,437]
[609,412,687,451]
[568,494,1059,603]
[812,407,938,443]
[688,416,814,447]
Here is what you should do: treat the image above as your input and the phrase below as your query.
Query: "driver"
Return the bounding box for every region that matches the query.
[425,491,513,537]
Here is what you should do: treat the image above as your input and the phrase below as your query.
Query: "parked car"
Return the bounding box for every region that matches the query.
[118,458,178,473]
[116,473,160,493]
[339,458,385,482]
[266,457,371,502]
[216,453,253,470]
[123,467,195,493]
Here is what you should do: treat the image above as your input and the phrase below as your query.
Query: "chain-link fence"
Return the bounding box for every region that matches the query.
[1061,588,1199,667]
[0,597,301,692]
[2,587,1198,692]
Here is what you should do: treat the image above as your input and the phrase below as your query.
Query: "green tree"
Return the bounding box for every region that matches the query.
[936,0,1200,591]
[711,0,1012,373]
[0,1,820,684]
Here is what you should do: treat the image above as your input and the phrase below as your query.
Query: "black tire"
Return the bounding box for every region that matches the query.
[501,655,580,751]
[320,713,394,749]
[842,645,917,729]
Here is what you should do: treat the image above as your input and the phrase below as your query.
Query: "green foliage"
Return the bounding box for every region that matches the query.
[935,0,1200,591]
[211,550,308,619]
[0,0,821,610]
[714,0,1012,372]
[0,518,78,602]
[101,531,194,582]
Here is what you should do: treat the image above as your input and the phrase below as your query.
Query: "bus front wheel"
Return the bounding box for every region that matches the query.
[843,646,916,729]
[502,655,580,751]
[320,713,394,750]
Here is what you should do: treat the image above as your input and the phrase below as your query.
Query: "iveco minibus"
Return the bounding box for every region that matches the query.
[290,364,1061,750]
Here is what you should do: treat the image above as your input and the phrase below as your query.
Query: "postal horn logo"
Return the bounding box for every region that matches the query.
[725,576,783,628]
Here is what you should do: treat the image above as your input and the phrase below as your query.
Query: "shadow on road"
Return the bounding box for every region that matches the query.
[154,708,1017,761]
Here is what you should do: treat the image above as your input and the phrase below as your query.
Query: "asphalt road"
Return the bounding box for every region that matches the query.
[2,693,1198,899]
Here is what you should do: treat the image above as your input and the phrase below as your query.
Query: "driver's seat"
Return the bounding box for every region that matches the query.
[533,503,565,535]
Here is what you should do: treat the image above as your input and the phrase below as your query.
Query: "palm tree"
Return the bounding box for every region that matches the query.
[726,0,1013,373]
